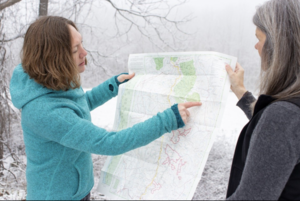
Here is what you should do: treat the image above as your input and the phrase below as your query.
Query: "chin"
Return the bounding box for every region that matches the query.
[78,65,85,73]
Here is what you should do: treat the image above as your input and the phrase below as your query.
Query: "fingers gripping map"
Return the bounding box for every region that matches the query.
[97,52,237,200]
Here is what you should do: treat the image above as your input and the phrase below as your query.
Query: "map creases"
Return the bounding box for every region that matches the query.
[98,52,237,200]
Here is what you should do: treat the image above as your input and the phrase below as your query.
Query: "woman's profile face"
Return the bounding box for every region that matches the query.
[254,27,266,57]
[69,25,87,73]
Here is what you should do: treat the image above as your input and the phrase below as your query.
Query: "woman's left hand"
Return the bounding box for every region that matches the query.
[117,73,135,83]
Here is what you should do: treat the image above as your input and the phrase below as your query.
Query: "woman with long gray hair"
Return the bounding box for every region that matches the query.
[225,0,300,199]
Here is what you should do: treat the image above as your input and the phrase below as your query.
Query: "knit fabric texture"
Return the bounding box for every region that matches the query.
[10,64,180,200]
[171,104,185,128]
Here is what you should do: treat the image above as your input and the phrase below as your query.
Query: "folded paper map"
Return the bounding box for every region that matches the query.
[97,52,237,200]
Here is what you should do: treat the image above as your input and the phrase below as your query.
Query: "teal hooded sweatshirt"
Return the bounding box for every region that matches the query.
[10,64,183,200]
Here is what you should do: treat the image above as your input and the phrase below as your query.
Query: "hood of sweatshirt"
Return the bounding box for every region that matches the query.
[10,64,83,109]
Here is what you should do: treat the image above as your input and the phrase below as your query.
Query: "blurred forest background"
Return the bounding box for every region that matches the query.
[0,0,267,199]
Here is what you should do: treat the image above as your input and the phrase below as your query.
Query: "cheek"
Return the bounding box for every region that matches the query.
[72,54,78,63]
[258,42,264,52]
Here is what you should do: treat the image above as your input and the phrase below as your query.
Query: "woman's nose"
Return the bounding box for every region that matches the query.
[80,48,87,58]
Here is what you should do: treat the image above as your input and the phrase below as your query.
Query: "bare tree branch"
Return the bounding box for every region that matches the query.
[0,5,25,184]
[105,0,189,23]
[101,0,191,51]
[1,34,24,42]
[2,166,17,182]
[0,0,22,11]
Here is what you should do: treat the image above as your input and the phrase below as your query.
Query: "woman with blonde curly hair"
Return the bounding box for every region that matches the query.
[10,16,201,200]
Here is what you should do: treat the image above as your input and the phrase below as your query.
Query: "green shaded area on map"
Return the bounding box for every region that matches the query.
[113,179,120,189]
[154,58,164,70]
[103,155,122,186]
[170,57,178,62]
[174,60,200,103]
[187,92,201,102]
[180,60,196,75]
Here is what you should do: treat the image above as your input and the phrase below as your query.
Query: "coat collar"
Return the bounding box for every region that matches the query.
[253,94,277,116]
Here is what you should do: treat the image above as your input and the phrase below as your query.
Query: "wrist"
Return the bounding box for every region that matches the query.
[115,73,129,86]
[114,76,121,86]
[233,86,247,100]
[171,104,185,129]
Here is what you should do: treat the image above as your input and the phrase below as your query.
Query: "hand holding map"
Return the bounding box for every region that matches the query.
[225,63,247,100]
[117,73,136,83]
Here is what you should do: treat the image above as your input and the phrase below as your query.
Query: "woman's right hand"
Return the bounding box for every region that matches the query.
[225,63,247,100]
[178,102,202,124]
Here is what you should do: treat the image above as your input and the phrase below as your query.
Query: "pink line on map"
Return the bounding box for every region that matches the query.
[171,128,192,144]
[151,181,162,194]
[162,145,187,180]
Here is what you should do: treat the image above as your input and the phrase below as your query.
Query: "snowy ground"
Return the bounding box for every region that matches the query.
[1,91,248,200]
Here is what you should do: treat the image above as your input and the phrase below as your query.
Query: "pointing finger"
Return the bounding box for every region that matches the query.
[183,102,202,109]
[123,73,135,80]
[118,73,135,83]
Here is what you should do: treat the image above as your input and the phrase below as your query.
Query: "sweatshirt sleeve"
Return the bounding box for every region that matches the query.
[85,76,119,111]
[236,91,256,120]
[227,101,300,200]
[23,102,181,156]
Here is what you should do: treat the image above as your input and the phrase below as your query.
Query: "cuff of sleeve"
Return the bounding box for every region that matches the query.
[171,104,185,129]
[236,91,256,108]
[115,73,129,86]
[104,76,119,95]
[236,91,256,120]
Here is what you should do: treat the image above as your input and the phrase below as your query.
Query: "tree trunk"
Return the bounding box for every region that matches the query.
[0,45,5,175]
[39,0,48,17]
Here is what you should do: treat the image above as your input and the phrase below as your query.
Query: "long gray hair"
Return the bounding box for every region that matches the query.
[253,0,300,100]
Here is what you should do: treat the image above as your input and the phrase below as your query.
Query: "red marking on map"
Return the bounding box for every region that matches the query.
[162,145,187,180]
[171,128,192,144]
[151,181,162,194]
[117,187,134,199]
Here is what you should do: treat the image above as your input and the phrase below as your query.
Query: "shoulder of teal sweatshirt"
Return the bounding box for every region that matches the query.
[10,64,118,111]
